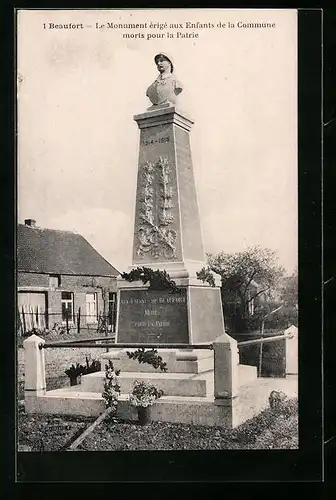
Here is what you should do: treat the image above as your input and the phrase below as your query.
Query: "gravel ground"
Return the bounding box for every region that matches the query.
[78,418,245,451]
[77,400,298,451]
[17,398,298,451]
[17,404,95,452]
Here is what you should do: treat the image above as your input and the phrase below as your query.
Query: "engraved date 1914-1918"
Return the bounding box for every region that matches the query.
[142,136,170,147]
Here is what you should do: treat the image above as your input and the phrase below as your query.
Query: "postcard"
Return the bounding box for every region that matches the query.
[15,8,320,482]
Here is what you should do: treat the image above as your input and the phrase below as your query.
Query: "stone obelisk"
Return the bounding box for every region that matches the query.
[116,53,226,345]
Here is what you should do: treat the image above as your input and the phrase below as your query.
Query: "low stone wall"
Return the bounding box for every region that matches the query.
[17,329,114,398]
[44,347,107,379]
[17,346,108,397]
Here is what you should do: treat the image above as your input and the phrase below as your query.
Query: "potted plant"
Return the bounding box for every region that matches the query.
[84,357,101,375]
[129,381,164,425]
[65,363,86,386]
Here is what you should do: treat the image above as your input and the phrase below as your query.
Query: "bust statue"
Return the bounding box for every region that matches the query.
[146,53,183,107]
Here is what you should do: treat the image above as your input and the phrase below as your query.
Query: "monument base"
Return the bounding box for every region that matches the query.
[25,372,297,429]
[115,280,226,345]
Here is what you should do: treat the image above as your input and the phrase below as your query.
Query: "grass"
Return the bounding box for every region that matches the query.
[17,397,298,451]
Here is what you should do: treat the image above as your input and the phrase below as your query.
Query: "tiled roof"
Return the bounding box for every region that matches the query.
[17,224,119,276]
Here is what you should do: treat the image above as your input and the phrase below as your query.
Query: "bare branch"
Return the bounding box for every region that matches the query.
[245,286,270,304]
[242,269,257,297]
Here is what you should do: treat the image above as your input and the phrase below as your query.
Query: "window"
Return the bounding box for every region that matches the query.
[86,293,98,324]
[108,292,117,332]
[61,292,74,324]
[49,274,61,288]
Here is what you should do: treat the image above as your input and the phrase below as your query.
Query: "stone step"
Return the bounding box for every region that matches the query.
[28,388,233,426]
[81,370,214,397]
[25,383,263,428]
[80,363,257,397]
[238,364,258,386]
[101,348,214,374]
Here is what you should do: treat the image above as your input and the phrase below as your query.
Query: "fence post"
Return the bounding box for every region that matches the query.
[258,320,265,376]
[30,305,34,329]
[66,309,69,334]
[23,334,46,412]
[213,333,239,401]
[22,306,26,335]
[45,307,48,330]
[77,307,81,334]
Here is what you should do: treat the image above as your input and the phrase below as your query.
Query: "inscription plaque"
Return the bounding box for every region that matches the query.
[117,288,189,344]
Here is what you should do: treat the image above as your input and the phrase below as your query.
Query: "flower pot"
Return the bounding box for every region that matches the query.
[70,376,80,386]
[137,406,151,426]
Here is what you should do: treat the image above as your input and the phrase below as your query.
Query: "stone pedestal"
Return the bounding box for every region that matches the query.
[23,334,46,397]
[131,106,205,274]
[285,325,298,375]
[213,334,239,399]
[23,334,47,413]
[116,105,225,345]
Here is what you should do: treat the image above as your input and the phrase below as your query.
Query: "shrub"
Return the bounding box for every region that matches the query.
[64,363,86,379]
[268,390,288,410]
[253,414,298,449]
[121,267,179,292]
[21,324,67,339]
[126,348,167,372]
[102,360,121,410]
[84,357,101,374]
[232,395,298,444]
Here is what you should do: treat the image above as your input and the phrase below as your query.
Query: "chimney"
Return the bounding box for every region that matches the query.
[24,219,36,227]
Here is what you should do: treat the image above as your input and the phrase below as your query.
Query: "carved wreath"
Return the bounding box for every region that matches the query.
[137,157,177,259]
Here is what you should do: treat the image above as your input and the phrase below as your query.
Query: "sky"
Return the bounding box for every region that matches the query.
[17,9,298,275]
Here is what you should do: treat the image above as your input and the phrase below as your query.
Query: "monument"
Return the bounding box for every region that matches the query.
[23,54,259,427]
[116,53,226,346]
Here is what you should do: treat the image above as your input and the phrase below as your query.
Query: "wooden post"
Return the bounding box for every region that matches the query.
[30,305,35,329]
[258,320,265,377]
[66,309,69,334]
[22,306,26,335]
[17,309,21,335]
[36,305,40,329]
[111,301,115,333]
[77,307,81,334]
[67,407,114,451]
[98,310,102,334]
[104,310,108,337]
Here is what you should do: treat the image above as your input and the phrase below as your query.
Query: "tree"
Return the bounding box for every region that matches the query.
[263,269,298,329]
[279,269,298,308]
[206,246,286,332]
